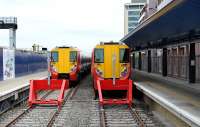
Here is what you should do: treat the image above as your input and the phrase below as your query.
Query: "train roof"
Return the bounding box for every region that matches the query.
[57,46,71,48]
[95,42,128,47]
[51,46,79,51]
[103,42,120,45]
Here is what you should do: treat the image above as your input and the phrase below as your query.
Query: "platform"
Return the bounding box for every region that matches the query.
[133,70,200,94]
[132,70,200,127]
[0,71,47,102]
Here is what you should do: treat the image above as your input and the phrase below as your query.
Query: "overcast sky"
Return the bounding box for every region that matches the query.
[0,0,130,54]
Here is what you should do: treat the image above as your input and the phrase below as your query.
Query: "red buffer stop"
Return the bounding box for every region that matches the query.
[97,79,133,106]
[28,79,69,108]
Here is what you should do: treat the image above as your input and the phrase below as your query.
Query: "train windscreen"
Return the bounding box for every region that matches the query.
[70,51,77,62]
[94,49,104,63]
[120,48,129,63]
[51,51,58,62]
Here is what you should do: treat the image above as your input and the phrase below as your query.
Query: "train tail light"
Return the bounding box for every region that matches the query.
[51,65,57,72]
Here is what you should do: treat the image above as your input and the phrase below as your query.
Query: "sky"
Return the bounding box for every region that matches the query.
[0,0,130,54]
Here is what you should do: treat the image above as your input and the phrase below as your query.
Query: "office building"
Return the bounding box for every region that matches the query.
[124,0,146,35]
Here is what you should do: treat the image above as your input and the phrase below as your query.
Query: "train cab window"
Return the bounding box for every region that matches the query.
[94,49,104,63]
[51,52,58,62]
[120,48,129,63]
[70,51,77,62]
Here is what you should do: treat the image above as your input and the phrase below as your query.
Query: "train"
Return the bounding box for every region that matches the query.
[29,46,91,107]
[91,42,133,106]
[50,46,91,84]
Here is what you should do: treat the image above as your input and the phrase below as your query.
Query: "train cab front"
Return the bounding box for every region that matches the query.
[92,42,133,106]
[50,47,81,86]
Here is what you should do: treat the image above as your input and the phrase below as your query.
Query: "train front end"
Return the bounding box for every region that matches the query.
[50,47,81,82]
[91,42,133,106]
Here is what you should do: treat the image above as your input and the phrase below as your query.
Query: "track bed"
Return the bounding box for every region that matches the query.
[0,75,163,127]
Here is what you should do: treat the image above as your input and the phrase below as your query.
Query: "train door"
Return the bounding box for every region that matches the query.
[104,45,120,79]
[59,49,69,73]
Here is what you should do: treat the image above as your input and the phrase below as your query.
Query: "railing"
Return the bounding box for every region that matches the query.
[0,17,17,24]
[167,56,189,80]
[196,55,200,82]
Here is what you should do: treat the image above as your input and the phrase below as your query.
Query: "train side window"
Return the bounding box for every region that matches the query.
[120,48,129,63]
[51,51,58,62]
[70,51,77,62]
[94,49,104,63]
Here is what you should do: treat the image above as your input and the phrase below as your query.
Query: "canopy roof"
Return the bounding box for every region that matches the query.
[121,0,200,50]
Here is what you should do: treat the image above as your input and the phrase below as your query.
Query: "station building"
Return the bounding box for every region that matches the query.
[122,0,200,83]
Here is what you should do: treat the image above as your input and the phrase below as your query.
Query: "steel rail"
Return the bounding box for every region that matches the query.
[47,82,82,127]
[99,105,106,127]
[68,83,81,100]
[46,88,75,127]
[129,106,146,127]
[5,90,54,127]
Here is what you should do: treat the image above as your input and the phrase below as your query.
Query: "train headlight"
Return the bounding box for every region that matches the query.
[96,68,103,77]
[70,65,77,72]
[51,65,57,72]
[120,66,128,78]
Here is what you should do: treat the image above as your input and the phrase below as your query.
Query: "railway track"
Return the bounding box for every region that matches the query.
[0,90,52,127]
[50,75,98,126]
[0,85,78,127]
[99,104,160,127]
[0,75,163,127]
[50,75,162,127]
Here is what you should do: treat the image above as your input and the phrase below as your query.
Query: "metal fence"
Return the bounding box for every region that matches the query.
[196,55,200,82]
[151,56,162,74]
[167,56,189,80]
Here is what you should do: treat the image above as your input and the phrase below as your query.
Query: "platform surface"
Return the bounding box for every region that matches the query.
[133,70,200,127]
[0,71,47,97]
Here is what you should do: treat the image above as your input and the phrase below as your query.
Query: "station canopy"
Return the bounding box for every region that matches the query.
[121,0,200,50]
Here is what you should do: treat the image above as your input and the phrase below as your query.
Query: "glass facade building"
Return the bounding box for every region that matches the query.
[124,0,146,35]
